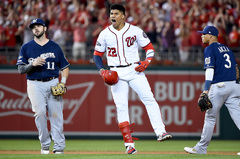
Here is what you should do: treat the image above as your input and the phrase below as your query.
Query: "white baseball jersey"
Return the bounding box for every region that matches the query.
[95,23,151,66]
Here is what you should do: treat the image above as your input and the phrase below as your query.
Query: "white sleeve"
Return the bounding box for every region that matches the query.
[95,31,106,53]
[136,27,150,47]
[205,68,214,81]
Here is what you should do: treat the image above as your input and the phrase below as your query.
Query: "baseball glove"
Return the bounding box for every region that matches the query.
[100,69,119,85]
[198,93,212,112]
[51,83,67,96]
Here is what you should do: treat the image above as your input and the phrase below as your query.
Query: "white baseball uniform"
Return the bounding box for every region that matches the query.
[95,22,167,136]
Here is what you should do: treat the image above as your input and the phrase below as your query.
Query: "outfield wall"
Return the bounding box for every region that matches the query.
[0,66,239,139]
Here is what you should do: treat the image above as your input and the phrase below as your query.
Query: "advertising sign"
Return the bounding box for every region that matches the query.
[0,70,219,137]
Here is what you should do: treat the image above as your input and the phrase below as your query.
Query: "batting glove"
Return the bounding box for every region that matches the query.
[135,60,150,72]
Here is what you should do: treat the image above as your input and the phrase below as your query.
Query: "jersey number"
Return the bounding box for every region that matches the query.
[47,62,55,70]
[107,47,117,57]
[223,54,231,68]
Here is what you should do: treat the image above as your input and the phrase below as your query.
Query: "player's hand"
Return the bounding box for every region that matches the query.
[135,60,149,72]
[51,83,67,96]
[32,57,46,66]
[198,91,208,102]
[99,68,105,79]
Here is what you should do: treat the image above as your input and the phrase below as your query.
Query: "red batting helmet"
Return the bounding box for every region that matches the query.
[103,70,119,85]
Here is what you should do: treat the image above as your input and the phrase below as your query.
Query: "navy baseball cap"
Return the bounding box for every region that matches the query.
[198,26,219,36]
[29,18,46,29]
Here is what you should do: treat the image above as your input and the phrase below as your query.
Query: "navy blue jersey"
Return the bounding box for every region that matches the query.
[16,40,70,80]
[204,42,237,83]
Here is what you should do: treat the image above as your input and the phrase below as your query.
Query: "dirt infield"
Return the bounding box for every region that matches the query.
[0,150,236,155]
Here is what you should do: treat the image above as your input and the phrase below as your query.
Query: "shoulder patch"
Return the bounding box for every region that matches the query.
[205,57,211,65]
[142,32,148,38]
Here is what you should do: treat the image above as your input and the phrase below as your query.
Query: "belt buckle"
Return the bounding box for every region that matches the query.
[42,77,53,82]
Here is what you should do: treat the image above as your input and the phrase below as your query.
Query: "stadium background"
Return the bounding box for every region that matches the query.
[0,0,240,140]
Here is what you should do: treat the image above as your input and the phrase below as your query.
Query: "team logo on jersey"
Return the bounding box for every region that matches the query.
[28,53,56,63]
[125,36,136,47]
[142,32,148,38]
[205,57,211,65]
[40,52,56,59]
[96,41,101,46]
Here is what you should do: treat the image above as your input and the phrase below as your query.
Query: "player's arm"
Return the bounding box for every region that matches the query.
[18,57,46,74]
[203,68,214,94]
[143,42,155,62]
[18,64,34,74]
[51,67,69,96]
[93,50,108,79]
[93,50,104,70]
[135,43,155,72]
[60,67,69,84]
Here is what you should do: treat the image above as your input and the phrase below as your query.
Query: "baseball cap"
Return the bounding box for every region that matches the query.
[198,26,219,36]
[29,18,46,29]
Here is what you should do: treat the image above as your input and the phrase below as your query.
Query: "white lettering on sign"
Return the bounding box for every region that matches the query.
[0,82,95,124]
[160,105,190,126]
[107,81,204,102]
[155,81,204,102]
[105,105,191,126]
[0,91,31,109]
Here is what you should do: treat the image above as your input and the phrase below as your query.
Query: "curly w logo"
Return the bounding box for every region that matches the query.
[125,36,136,47]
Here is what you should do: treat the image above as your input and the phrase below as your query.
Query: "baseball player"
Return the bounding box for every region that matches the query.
[16,18,70,154]
[93,4,172,154]
[184,26,240,155]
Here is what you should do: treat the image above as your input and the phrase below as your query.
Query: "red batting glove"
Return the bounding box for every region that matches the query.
[135,60,150,72]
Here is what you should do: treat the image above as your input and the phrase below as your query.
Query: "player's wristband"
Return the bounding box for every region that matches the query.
[204,80,212,91]
[61,77,67,84]
[93,55,104,70]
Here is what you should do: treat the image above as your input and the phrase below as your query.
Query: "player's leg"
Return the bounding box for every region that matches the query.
[224,82,240,130]
[47,79,65,153]
[129,73,170,140]
[111,79,130,123]
[27,80,51,152]
[111,80,136,154]
[194,84,227,154]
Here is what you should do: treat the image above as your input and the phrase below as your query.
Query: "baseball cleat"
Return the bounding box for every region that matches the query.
[125,146,137,154]
[237,152,240,156]
[184,147,198,154]
[41,149,49,154]
[53,149,64,154]
[157,133,172,142]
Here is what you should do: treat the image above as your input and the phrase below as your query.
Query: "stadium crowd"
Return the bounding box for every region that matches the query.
[0,0,239,65]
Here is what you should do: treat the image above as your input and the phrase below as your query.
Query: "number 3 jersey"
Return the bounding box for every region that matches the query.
[16,40,70,79]
[95,22,151,66]
[204,42,237,83]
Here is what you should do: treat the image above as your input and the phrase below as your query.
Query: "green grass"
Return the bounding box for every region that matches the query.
[0,139,239,159]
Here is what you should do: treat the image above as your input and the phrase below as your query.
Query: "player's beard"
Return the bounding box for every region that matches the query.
[33,30,45,39]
